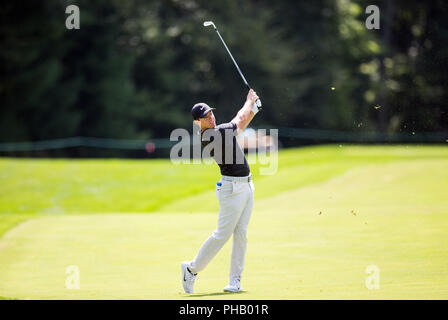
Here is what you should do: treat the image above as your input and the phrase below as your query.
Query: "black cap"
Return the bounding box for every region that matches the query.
[191,103,215,120]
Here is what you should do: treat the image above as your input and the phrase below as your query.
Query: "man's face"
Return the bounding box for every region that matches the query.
[200,111,216,129]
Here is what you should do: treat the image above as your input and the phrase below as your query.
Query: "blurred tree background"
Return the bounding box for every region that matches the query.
[0,0,447,157]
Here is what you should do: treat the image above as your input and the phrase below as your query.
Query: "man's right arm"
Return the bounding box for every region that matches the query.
[231,89,260,135]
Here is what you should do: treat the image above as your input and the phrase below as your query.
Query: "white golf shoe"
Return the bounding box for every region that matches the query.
[181,261,197,294]
[223,277,242,292]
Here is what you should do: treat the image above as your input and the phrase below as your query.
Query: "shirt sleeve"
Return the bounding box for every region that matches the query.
[216,122,237,132]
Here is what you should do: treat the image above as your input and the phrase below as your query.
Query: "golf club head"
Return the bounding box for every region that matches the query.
[203,21,216,29]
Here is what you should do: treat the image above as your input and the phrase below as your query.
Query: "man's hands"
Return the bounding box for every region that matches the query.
[247,88,262,113]
[247,89,259,105]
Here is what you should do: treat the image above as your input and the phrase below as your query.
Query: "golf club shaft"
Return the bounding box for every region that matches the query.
[214,28,251,91]
[205,21,262,109]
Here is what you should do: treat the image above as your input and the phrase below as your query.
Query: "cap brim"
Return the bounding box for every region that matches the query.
[200,108,215,118]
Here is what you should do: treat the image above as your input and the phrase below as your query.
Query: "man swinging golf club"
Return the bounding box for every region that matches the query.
[181,88,261,294]
[181,20,262,294]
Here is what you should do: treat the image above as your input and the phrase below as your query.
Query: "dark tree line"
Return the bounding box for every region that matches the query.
[1,0,447,156]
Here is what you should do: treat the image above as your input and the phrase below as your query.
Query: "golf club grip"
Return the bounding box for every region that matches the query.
[247,85,262,110]
[249,87,262,110]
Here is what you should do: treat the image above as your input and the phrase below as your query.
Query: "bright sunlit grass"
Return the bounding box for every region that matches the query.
[0,145,447,299]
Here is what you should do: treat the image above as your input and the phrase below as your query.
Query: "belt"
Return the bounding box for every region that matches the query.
[221,174,252,182]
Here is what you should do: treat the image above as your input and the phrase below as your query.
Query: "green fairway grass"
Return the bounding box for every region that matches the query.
[0,145,447,299]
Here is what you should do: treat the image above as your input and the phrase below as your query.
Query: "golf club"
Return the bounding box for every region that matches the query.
[203,20,262,110]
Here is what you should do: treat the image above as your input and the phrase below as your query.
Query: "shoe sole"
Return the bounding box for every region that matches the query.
[223,287,242,293]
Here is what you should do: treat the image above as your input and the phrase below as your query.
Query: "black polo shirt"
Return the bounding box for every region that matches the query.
[201,122,250,177]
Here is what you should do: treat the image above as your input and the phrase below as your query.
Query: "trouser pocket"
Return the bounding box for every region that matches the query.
[216,180,233,198]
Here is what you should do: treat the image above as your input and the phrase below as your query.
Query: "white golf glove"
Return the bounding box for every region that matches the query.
[251,99,262,115]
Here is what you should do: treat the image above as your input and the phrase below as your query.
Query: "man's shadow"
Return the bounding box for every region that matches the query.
[184,291,246,298]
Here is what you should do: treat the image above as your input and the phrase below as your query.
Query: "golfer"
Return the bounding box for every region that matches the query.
[181,89,260,293]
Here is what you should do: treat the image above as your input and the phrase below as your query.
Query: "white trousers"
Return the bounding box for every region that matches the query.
[189,175,254,281]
